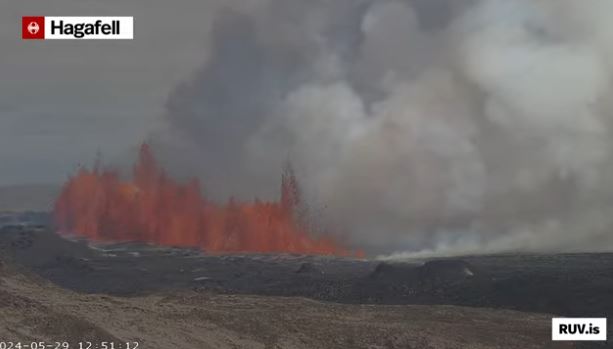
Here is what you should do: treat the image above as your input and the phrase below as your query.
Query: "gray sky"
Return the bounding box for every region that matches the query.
[0,0,223,185]
[4,0,613,254]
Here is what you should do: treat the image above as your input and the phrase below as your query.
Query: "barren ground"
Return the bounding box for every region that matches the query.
[0,259,571,349]
[0,228,610,348]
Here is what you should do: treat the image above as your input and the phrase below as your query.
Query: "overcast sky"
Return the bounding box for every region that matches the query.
[5,0,613,254]
[0,0,225,185]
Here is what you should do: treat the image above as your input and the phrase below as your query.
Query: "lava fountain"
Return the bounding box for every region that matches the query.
[54,144,360,256]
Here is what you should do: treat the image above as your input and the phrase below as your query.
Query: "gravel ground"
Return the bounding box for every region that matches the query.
[0,260,573,349]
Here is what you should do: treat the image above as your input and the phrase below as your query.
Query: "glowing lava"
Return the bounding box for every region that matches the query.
[54,144,359,256]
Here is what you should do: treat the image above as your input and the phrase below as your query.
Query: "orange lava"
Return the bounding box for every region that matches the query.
[54,144,360,256]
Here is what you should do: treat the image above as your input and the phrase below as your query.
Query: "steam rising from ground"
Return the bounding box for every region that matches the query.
[151,0,613,256]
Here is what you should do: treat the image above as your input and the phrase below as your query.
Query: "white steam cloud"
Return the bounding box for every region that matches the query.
[151,0,613,256]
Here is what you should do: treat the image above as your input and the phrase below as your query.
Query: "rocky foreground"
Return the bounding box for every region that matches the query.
[0,259,572,349]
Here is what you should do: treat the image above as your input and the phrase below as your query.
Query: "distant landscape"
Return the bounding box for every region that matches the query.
[0,184,59,211]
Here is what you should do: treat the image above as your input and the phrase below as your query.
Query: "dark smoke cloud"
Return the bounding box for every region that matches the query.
[152,0,613,256]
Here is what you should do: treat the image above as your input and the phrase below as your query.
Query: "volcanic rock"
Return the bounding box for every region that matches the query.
[0,257,569,349]
[370,262,419,281]
[54,255,94,272]
[418,260,475,285]
[295,262,323,275]
[9,232,34,250]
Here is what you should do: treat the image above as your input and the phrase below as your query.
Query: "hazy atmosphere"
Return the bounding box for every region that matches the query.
[3,0,613,256]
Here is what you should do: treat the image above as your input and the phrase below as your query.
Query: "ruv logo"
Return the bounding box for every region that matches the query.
[552,318,607,341]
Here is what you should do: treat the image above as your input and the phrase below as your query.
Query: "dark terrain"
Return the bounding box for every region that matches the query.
[0,258,570,349]
[0,224,611,348]
[1,227,612,317]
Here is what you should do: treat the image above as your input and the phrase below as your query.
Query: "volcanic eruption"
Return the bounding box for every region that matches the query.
[54,144,359,256]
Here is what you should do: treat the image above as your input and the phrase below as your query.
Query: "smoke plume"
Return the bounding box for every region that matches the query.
[150,0,613,256]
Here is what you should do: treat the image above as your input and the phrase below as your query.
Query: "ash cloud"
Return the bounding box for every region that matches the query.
[152,0,613,255]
